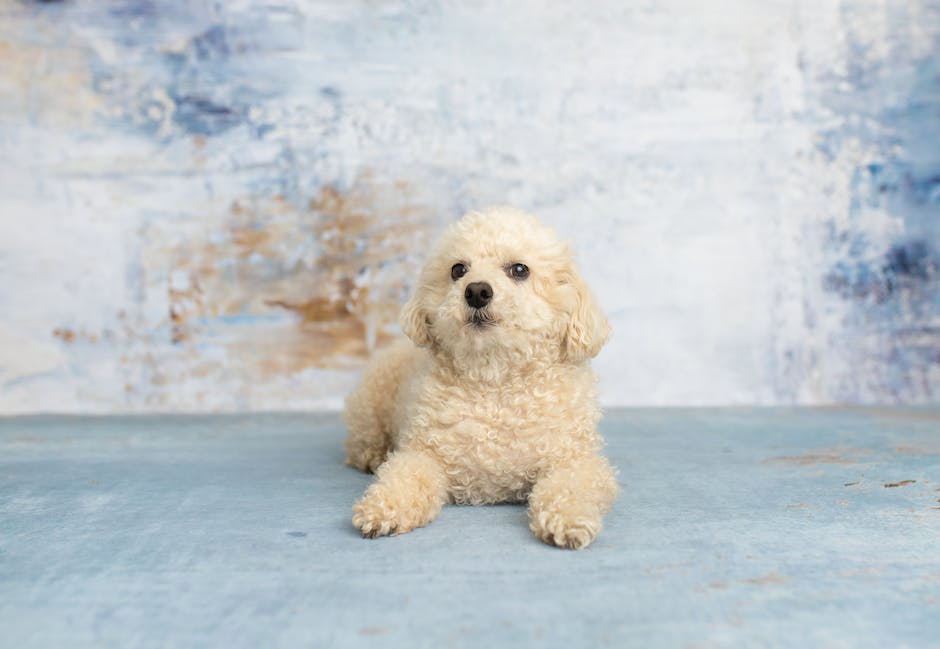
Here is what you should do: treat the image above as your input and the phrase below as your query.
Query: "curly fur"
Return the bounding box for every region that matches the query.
[344,207,618,549]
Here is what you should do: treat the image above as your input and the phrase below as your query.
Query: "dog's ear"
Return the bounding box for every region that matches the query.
[400,285,433,347]
[559,265,610,363]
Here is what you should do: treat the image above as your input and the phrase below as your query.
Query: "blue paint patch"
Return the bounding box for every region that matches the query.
[884,240,936,284]
[77,15,274,140]
[823,239,938,303]
[108,1,158,19]
[193,314,288,326]
[865,163,940,208]
[163,25,233,70]
[190,25,231,61]
[815,31,940,401]
[253,123,276,139]
[171,95,244,137]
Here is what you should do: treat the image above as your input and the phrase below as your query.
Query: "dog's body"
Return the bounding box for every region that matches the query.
[344,207,618,549]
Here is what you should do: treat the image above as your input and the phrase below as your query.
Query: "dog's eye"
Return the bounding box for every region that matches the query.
[451,263,468,281]
[508,263,529,280]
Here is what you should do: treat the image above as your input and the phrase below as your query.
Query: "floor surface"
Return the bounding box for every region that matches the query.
[1,408,939,648]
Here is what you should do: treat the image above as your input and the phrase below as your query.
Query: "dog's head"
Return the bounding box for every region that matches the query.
[400,207,609,364]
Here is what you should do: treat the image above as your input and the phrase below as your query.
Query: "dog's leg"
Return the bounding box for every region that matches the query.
[527,453,618,549]
[343,375,395,473]
[352,450,448,538]
[343,340,418,473]
[343,405,390,474]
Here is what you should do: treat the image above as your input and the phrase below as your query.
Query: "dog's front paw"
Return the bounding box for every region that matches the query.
[351,451,448,539]
[352,483,431,539]
[352,492,399,538]
[530,511,601,550]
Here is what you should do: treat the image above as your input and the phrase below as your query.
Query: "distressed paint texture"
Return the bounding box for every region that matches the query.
[0,0,938,413]
[2,409,940,647]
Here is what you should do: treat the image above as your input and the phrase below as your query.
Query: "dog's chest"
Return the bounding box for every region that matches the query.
[405,377,596,504]
[428,409,547,504]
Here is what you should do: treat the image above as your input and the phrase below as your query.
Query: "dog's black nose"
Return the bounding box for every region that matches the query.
[464,282,493,309]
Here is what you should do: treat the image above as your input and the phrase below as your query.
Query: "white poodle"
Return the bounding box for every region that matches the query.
[343,207,618,549]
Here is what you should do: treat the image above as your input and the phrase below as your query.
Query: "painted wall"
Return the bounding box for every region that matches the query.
[0,0,938,413]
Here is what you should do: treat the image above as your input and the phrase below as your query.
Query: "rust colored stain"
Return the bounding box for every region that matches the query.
[266,296,353,322]
[53,327,77,343]
[742,572,789,585]
[884,480,916,488]
[53,327,107,344]
[155,172,436,381]
[894,445,940,455]
[265,275,362,324]
[870,408,940,422]
[240,324,399,377]
[358,627,388,636]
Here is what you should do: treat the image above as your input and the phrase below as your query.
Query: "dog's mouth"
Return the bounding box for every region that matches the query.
[466,310,497,330]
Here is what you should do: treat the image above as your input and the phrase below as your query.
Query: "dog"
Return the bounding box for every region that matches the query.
[343,207,618,549]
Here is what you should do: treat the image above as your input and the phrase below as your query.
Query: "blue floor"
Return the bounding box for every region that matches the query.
[1,408,939,648]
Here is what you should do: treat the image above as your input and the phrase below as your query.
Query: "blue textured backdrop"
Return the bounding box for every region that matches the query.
[0,0,938,412]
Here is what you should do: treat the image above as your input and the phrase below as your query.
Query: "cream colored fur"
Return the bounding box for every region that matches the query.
[343,207,618,549]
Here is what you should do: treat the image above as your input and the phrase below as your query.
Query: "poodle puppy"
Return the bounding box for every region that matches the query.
[343,207,618,549]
